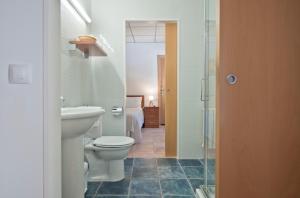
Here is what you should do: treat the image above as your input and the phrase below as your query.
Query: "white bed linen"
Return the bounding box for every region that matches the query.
[126,107,144,143]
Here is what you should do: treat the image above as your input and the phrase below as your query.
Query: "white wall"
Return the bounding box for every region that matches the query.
[90,0,205,158]
[61,0,91,107]
[126,43,165,106]
[0,0,44,197]
[83,57,125,136]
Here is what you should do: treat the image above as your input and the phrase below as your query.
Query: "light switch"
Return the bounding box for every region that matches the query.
[9,64,32,84]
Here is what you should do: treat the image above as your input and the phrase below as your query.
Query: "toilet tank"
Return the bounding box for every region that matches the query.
[85,114,104,139]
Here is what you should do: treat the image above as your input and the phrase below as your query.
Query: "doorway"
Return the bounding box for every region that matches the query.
[125,21,178,158]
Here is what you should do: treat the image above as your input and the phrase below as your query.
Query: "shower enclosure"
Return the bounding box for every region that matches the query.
[198,0,217,197]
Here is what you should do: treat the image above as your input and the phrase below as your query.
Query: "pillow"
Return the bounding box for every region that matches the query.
[126,97,142,108]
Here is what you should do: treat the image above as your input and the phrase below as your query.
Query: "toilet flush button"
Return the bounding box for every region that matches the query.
[9,64,32,84]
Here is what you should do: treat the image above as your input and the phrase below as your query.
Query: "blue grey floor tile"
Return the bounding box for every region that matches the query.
[207,159,215,168]
[178,160,202,167]
[208,171,215,181]
[199,159,215,167]
[160,179,194,196]
[95,196,128,198]
[199,159,205,166]
[158,166,186,179]
[208,167,215,175]
[200,159,215,174]
[86,158,213,198]
[206,174,216,185]
[125,165,133,178]
[125,158,134,166]
[188,179,205,192]
[132,167,158,178]
[158,158,179,167]
[86,182,102,195]
[130,179,161,196]
[97,179,130,195]
[163,196,195,198]
[134,158,157,168]
[130,196,161,198]
[207,180,215,185]
[182,166,204,179]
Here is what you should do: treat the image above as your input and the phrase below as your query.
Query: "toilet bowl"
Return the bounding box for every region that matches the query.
[85,136,134,182]
[84,114,134,182]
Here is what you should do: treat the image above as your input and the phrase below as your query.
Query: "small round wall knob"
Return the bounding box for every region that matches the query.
[226,73,238,85]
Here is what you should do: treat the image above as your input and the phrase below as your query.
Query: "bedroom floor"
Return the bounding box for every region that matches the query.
[128,126,165,158]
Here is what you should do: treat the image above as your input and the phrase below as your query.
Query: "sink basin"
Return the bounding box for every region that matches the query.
[61,106,105,139]
[61,106,105,198]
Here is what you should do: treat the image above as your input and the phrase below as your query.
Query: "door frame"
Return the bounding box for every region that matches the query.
[123,19,180,157]
[157,55,166,125]
[43,0,62,198]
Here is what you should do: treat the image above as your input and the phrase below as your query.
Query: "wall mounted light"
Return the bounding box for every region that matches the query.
[62,0,84,23]
[67,0,92,24]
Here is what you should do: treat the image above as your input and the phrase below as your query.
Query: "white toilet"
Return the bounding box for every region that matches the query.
[84,114,134,182]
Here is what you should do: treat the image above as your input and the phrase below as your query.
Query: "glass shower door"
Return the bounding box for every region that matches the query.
[201,0,217,197]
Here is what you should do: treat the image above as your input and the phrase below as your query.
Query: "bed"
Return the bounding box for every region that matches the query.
[126,95,144,143]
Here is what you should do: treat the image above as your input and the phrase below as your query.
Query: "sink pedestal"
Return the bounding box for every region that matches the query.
[61,106,105,198]
[62,136,85,198]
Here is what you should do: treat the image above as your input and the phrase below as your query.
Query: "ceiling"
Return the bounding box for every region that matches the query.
[126,21,165,43]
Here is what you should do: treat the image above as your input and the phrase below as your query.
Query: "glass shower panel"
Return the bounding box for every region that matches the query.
[201,0,217,197]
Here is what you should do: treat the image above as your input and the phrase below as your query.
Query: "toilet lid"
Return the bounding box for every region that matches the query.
[93,136,134,147]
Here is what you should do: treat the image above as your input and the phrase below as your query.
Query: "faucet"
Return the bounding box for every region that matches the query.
[60,96,65,108]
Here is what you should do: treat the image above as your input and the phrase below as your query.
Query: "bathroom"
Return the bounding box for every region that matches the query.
[2,0,300,197]
[60,0,216,198]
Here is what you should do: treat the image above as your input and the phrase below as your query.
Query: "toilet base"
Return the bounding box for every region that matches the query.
[87,158,125,182]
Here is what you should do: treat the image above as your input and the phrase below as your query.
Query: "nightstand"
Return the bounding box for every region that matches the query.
[143,107,159,128]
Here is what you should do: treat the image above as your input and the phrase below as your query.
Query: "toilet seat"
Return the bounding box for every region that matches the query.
[93,136,134,148]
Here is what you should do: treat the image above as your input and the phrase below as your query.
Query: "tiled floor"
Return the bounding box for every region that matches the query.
[128,126,165,158]
[85,158,216,198]
[205,186,216,198]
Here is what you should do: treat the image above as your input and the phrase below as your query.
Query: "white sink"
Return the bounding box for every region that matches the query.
[61,106,105,139]
[61,106,105,198]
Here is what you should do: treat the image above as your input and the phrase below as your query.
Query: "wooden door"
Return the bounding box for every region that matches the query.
[165,23,177,157]
[218,0,300,197]
[157,55,166,125]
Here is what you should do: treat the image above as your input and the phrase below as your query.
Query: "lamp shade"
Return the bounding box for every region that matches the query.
[149,95,154,101]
